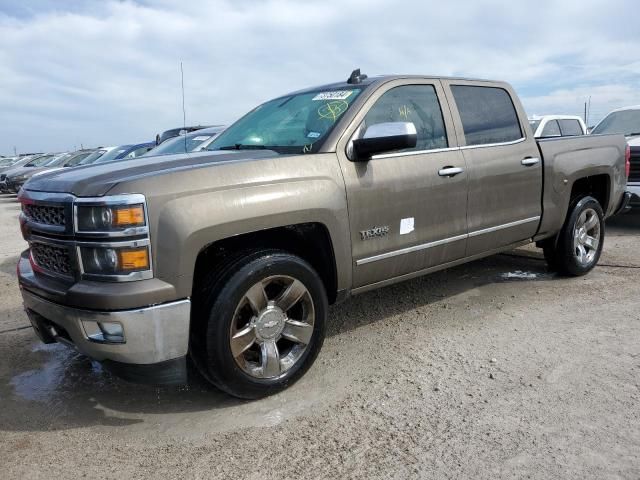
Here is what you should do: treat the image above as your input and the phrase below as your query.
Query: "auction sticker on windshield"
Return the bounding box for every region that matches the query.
[312,90,354,101]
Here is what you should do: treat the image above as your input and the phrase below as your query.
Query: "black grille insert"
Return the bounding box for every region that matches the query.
[24,204,66,227]
[630,151,640,183]
[30,242,73,277]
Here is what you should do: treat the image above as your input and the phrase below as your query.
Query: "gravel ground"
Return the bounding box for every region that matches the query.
[0,193,638,479]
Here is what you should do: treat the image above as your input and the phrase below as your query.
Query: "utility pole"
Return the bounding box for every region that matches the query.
[13,146,17,156]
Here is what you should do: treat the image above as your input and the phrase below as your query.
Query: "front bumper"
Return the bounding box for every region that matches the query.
[5,178,25,193]
[21,287,191,384]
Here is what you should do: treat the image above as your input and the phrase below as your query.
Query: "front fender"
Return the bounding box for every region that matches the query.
[152,178,350,298]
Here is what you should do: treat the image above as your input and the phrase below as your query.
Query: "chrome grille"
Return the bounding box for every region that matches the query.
[23,204,66,227]
[30,243,73,277]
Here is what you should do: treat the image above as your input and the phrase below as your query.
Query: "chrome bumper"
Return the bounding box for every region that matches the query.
[21,287,191,365]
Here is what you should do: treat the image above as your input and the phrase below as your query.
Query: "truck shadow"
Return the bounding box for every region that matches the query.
[0,249,558,433]
[606,209,640,232]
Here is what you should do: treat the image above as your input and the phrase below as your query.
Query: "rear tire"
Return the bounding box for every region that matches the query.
[543,196,604,276]
[191,249,327,399]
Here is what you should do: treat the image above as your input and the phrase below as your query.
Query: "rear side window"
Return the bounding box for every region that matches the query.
[362,84,448,152]
[558,119,583,136]
[451,85,522,146]
[541,120,561,137]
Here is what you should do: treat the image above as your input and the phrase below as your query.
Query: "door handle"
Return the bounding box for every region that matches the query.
[438,166,464,177]
[521,157,540,166]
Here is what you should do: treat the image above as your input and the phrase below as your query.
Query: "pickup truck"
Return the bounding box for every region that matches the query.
[17,71,630,398]
[528,115,587,138]
[591,105,640,208]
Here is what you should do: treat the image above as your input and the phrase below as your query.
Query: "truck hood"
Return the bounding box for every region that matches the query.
[24,150,280,197]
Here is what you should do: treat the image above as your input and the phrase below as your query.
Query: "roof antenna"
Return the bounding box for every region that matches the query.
[181,61,187,153]
[347,68,367,84]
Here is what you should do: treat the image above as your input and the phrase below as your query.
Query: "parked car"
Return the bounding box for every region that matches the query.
[591,105,640,208]
[0,157,19,168]
[17,71,629,398]
[1,153,58,193]
[156,125,213,145]
[19,149,101,187]
[528,115,587,138]
[144,127,225,156]
[2,152,75,191]
[82,142,155,165]
[0,155,46,191]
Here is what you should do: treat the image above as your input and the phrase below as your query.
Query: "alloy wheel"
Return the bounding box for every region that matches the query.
[229,275,315,379]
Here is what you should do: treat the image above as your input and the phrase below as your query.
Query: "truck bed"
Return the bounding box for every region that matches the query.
[535,133,627,239]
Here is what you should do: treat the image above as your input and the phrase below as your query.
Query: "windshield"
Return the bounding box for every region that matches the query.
[64,152,93,167]
[592,110,640,136]
[79,149,108,165]
[43,153,71,167]
[85,146,131,164]
[26,155,55,167]
[146,132,218,156]
[205,88,363,154]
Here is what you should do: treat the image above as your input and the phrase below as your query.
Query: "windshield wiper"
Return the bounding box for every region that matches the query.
[218,144,268,150]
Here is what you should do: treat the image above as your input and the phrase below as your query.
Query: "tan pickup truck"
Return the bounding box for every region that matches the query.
[18,70,631,398]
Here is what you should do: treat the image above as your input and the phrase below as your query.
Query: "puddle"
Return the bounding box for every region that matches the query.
[5,340,346,437]
[9,343,105,402]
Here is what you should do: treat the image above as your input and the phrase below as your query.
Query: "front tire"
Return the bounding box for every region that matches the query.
[543,196,605,276]
[191,250,327,399]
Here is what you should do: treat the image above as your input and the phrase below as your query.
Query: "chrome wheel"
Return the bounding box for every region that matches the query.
[573,207,600,266]
[229,275,315,379]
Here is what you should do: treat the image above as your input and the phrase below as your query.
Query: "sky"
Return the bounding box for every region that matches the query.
[1,0,639,155]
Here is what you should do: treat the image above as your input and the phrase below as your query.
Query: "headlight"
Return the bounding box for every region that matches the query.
[77,204,145,231]
[80,246,150,275]
[12,175,28,182]
[73,194,152,281]
[76,203,146,232]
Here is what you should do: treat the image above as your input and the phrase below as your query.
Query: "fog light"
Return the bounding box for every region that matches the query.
[83,320,125,343]
[98,322,124,341]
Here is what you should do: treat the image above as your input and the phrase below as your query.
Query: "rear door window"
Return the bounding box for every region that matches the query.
[541,120,561,137]
[558,119,583,136]
[450,85,522,146]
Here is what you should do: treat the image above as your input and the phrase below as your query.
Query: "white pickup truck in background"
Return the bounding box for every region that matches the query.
[528,115,587,138]
[592,105,640,208]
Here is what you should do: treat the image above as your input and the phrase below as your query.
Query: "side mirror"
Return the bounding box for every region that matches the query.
[351,122,417,161]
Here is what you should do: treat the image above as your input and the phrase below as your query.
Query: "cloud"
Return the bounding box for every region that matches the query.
[0,0,638,153]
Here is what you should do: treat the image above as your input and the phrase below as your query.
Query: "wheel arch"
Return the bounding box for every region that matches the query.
[192,222,340,305]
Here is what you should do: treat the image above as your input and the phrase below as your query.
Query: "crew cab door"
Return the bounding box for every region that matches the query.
[336,79,468,288]
[442,80,542,256]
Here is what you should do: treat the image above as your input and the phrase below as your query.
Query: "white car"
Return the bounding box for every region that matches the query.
[528,115,587,138]
[592,105,640,208]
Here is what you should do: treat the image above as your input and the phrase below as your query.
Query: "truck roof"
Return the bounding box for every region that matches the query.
[607,105,640,113]
[286,74,500,97]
